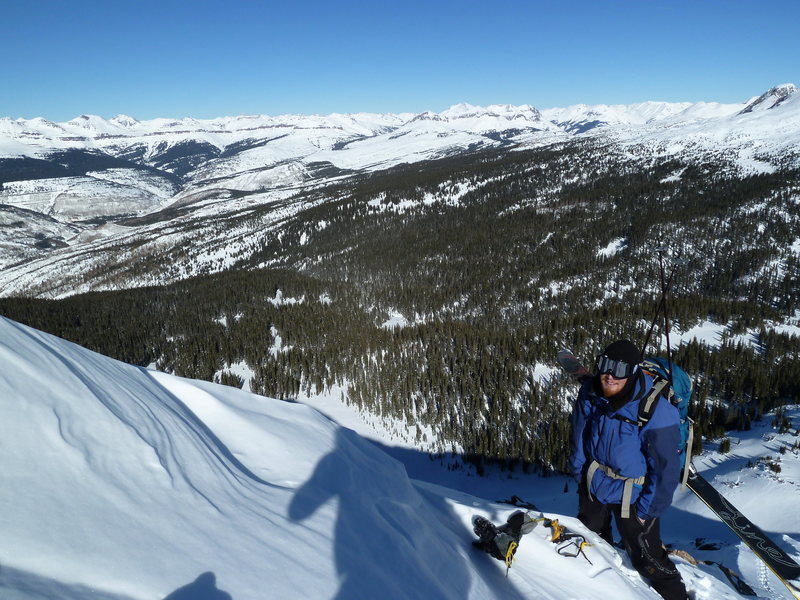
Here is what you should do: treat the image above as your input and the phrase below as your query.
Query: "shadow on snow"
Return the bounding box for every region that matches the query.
[288,428,530,600]
[163,572,233,600]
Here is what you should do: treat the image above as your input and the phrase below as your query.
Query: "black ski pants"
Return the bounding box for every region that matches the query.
[578,482,688,600]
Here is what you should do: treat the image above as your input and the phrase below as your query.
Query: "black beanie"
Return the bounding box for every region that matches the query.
[601,339,640,366]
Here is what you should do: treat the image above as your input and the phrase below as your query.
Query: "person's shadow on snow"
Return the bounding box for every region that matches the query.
[289,428,475,600]
[163,572,232,600]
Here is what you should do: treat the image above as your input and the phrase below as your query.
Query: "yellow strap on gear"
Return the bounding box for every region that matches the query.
[576,540,594,565]
[504,540,518,570]
[556,536,594,564]
[532,516,567,543]
[549,519,566,543]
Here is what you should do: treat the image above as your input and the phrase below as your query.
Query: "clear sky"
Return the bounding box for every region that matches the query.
[3,0,799,121]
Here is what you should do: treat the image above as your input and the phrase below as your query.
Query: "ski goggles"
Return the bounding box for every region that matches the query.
[596,355,637,379]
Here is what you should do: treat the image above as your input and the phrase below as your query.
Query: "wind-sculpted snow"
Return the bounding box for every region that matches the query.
[0,317,486,599]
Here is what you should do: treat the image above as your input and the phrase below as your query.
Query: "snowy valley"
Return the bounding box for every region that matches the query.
[1,84,799,298]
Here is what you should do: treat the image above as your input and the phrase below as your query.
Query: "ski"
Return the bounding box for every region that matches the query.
[557,349,592,384]
[686,467,800,598]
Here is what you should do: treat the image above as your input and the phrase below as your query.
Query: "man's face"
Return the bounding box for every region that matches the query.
[600,373,628,397]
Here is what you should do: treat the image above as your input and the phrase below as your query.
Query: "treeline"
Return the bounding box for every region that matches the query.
[2,269,798,472]
[2,141,799,472]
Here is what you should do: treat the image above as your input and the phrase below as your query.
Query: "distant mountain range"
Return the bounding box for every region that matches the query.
[0,83,798,297]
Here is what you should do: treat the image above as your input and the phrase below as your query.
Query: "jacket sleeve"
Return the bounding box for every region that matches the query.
[568,382,592,479]
[635,402,681,520]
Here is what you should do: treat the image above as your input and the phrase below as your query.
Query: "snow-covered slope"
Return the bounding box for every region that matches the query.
[599,84,800,174]
[0,315,481,600]
[2,316,799,599]
[0,203,81,270]
[541,100,705,133]
[741,83,798,114]
[0,112,406,159]
[0,170,177,220]
[1,86,796,201]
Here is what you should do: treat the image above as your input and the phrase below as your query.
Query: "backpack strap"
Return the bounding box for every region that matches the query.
[585,460,646,518]
[637,378,669,425]
[609,376,668,427]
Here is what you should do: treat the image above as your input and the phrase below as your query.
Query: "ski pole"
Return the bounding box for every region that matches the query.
[640,250,679,360]
[658,251,675,387]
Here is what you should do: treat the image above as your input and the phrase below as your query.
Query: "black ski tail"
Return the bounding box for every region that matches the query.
[557,349,592,384]
[687,468,800,599]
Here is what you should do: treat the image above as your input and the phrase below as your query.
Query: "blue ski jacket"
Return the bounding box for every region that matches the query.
[569,371,682,521]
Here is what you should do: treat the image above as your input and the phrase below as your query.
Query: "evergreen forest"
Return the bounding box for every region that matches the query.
[2,139,799,473]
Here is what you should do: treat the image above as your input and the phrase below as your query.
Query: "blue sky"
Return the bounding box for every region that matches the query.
[3,0,799,121]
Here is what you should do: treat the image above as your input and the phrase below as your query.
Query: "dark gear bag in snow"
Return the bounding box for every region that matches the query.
[472,511,537,572]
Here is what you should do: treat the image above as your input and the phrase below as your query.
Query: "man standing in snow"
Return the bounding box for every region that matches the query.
[569,339,688,600]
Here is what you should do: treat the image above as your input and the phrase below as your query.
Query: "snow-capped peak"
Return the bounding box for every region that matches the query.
[740,83,798,114]
[440,102,542,122]
[401,103,551,135]
[110,114,140,128]
[409,110,446,123]
[64,114,129,136]
[441,102,482,117]
[67,114,104,127]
